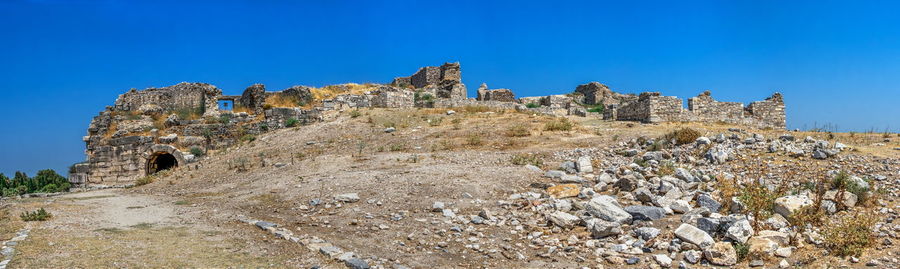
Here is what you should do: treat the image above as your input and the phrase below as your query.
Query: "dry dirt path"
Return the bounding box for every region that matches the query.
[4,189,327,268]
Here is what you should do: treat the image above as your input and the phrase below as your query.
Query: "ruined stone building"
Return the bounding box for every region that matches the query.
[69,62,786,186]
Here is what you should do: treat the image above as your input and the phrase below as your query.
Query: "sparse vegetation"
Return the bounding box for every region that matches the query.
[189,147,205,157]
[657,161,675,176]
[738,181,778,229]
[822,210,876,257]
[240,134,256,142]
[505,124,531,137]
[349,110,362,118]
[510,153,543,167]
[264,93,306,108]
[20,208,52,221]
[465,133,484,146]
[543,118,574,131]
[525,103,540,108]
[285,118,300,127]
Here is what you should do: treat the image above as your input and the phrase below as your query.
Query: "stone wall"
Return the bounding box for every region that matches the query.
[114,83,221,117]
[394,62,466,100]
[239,84,267,114]
[746,93,786,129]
[476,84,516,102]
[575,82,637,105]
[687,91,744,122]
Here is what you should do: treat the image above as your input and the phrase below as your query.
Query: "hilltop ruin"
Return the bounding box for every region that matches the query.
[69,62,785,185]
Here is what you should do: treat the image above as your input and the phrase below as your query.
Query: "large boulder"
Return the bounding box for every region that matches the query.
[548,211,580,229]
[586,196,632,224]
[725,219,754,244]
[674,224,714,249]
[624,205,666,221]
[773,195,813,218]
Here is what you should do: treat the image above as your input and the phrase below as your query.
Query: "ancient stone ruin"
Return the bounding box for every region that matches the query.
[69,62,786,185]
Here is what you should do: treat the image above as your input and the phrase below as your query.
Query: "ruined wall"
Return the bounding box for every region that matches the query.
[395,62,466,100]
[575,82,637,105]
[476,84,516,102]
[83,136,155,184]
[239,84,267,114]
[746,93,786,129]
[114,83,221,116]
[687,91,744,122]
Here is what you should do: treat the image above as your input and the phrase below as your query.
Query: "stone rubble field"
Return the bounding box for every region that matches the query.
[4,108,900,268]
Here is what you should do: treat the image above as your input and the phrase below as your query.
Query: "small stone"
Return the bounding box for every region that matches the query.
[442,209,456,218]
[345,258,370,269]
[589,219,623,238]
[626,257,640,265]
[775,247,792,258]
[779,259,791,268]
[576,156,593,173]
[654,254,673,267]
[749,259,765,267]
[431,201,445,212]
[384,127,396,133]
[547,184,580,199]
[683,250,702,264]
[335,193,360,203]
[635,227,661,240]
[703,242,737,266]
[670,200,691,213]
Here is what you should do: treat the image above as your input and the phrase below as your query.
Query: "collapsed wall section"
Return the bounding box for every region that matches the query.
[746,93,786,129]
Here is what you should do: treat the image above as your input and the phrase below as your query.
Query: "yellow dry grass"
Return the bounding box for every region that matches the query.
[310,83,376,101]
[264,93,303,108]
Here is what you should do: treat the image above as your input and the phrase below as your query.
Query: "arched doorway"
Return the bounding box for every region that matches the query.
[147,152,178,174]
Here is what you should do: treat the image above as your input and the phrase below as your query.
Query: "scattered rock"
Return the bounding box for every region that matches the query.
[335,193,360,203]
[703,242,737,266]
[547,184,580,199]
[675,224,714,249]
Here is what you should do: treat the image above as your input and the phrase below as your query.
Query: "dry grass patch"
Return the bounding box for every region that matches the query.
[822,210,877,257]
[544,117,575,131]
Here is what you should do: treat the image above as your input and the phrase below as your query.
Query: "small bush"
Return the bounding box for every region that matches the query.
[525,103,540,108]
[241,134,256,142]
[544,118,574,131]
[662,128,702,145]
[389,144,407,152]
[657,161,675,176]
[21,208,52,221]
[219,114,233,124]
[738,181,778,229]
[285,118,300,127]
[510,154,543,167]
[505,124,531,137]
[466,133,484,146]
[134,175,156,187]
[822,211,876,257]
[190,147,205,157]
[734,242,750,262]
[428,117,443,127]
[349,110,362,118]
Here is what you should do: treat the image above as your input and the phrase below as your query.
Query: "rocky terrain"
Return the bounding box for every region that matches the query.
[3,107,899,268]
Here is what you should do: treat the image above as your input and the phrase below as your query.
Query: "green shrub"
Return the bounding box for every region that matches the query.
[544,118,574,131]
[241,134,256,142]
[738,181,778,229]
[285,118,300,127]
[21,208,52,221]
[219,114,233,124]
[190,147,205,157]
[466,133,484,146]
[389,144,407,152]
[525,103,540,108]
[349,110,362,118]
[733,242,750,262]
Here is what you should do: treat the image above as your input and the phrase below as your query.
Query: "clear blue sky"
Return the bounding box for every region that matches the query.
[2,0,898,176]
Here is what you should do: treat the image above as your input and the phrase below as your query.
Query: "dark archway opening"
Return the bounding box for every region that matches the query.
[147,153,178,174]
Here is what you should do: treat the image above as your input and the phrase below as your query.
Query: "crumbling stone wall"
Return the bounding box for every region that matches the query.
[394,62,466,100]
[115,83,221,117]
[687,91,744,121]
[746,93,786,129]
[239,84,267,114]
[575,82,637,105]
[616,92,682,123]
[476,83,516,102]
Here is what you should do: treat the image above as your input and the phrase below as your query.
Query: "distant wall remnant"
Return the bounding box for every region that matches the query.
[476,83,516,102]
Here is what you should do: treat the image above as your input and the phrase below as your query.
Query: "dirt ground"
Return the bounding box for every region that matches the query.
[4,108,898,268]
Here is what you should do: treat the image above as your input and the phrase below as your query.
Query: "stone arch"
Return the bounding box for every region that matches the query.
[143,144,186,176]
